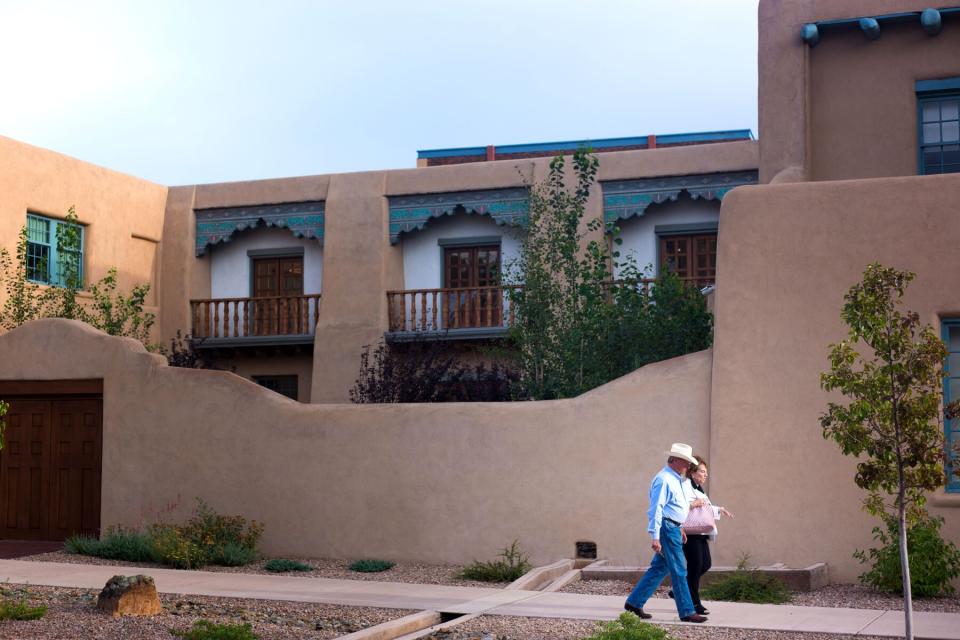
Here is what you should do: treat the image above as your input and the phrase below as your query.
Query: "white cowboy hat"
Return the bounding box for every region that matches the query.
[665,442,698,464]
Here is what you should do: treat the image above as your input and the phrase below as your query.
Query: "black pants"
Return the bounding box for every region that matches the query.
[682,535,712,608]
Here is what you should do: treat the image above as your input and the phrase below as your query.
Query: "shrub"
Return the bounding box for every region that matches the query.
[700,557,791,604]
[172,620,258,640]
[97,527,158,562]
[349,559,395,573]
[264,559,313,573]
[460,540,531,582]
[0,599,47,621]
[855,515,960,597]
[211,542,258,567]
[581,612,671,640]
[64,533,103,557]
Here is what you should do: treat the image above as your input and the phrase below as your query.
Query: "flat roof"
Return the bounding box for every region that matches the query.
[417,130,755,159]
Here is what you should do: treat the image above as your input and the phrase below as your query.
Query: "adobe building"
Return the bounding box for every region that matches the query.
[0,0,957,582]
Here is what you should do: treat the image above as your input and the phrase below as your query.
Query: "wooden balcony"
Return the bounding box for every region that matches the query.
[387,286,519,334]
[190,294,321,342]
[386,277,713,336]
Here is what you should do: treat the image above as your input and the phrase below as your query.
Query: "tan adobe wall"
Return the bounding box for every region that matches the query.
[710,172,960,582]
[174,140,757,403]
[0,136,168,336]
[0,319,712,566]
[758,0,957,183]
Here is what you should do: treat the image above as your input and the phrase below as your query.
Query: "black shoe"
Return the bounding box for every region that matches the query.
[624,603,652,619]
[681,613,708,623]
[695,605,710,615]
[667,589,674,599]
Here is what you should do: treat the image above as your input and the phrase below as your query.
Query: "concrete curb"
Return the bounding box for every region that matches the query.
[506,559,574,591]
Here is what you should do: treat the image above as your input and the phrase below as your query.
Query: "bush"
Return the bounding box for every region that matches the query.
[98,527,158,562]
[211,542,258,567]
[581,612,671,640]
[699,558,791,604]
[264,559,313,573]
[349,559,395,573]
[172,620,259,640]
[855,515,960,597]
[0,598,47,621]
[460,540,532,582]
[64,533,103,557]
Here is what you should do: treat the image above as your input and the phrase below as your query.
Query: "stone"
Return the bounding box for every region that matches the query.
[96,574,163,618]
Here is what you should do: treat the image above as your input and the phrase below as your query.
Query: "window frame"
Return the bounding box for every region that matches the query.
[25,212,85,287]
[916,77,960,176]
[655,224,718,287]
[941,319,960,493]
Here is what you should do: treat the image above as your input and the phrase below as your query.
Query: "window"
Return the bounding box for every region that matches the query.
[658,233,717,287]
[942,320,960,493]
[26,213,84,286]
[917,78,960,175]
[253,375,298,401]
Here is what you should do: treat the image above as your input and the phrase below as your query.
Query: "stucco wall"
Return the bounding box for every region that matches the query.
[710,172,960,582]
[614,196,720,278]
[0,319,711,566]
[0,135,168,334]
[209,228,323,299]
[758,0,959,183]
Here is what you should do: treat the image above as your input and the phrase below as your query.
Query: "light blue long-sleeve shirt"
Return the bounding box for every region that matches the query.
[647,465,691,541]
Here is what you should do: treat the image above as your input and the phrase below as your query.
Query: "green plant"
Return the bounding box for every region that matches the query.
[699,555,791,604]
[64,533,102,556]
[349,559,395,573]
[97,527,158,562]
[211,542,257,567]
[264,558,313,572]
[149,524,207,570]
[459,540,531,582]
[0,399,7,451]
[820,263,960,639]
[0,586,47,621]
[506,150,712,400]
[581,612,671,640]
[856,514,960,597]
[172,620,259,640]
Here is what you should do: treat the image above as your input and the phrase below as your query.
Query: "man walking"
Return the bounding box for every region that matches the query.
[624,442,707,623]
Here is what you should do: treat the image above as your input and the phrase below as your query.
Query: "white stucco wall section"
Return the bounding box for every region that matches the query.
[209,227,324,298]
[613,195,720,278]
[401,213,524,290]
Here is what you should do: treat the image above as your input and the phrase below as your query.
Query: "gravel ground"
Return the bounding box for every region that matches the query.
[0,583,412,639]
[559,579,960,612]
[422,615,891,640]
[20,551,502,588]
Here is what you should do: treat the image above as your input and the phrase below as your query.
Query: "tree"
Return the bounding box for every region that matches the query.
[0,207,156,346]
[820,263,960,640]
[506,149,712,399]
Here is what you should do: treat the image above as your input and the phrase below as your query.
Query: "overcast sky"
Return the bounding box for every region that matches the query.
[1,1,758,186]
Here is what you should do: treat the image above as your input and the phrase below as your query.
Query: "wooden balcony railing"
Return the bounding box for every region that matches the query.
[387,286,520,333]
[190,294,321,339]
[386,277,713,333]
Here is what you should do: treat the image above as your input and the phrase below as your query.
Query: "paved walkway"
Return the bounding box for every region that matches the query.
[1,559,958,639]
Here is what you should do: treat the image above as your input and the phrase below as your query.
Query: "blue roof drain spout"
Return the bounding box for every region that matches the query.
[859,17,881,39]
[800,23,820,46]
[921,8,943,34]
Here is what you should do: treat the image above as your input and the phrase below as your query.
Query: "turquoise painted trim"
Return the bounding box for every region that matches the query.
[417,130,754,159]
[388,188,528,244]
[916,77,960,93]
[195,201,325,257]
[942,320,960,492]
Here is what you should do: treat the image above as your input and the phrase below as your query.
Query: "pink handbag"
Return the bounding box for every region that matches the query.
[681,505,716,535]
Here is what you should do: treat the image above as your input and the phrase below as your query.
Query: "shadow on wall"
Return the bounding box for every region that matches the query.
[0,319,713,566]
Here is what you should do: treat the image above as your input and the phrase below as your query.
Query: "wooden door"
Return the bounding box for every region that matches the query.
[252,257,304,334]
[0,397,102,541]
[444,246,501,328]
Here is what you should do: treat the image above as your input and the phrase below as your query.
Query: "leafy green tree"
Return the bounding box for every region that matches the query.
[0,207,156,346]
[507,149,712,399]
[820,263,960,639]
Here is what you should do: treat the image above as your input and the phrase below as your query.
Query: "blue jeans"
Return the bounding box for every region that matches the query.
[625,519,695,618]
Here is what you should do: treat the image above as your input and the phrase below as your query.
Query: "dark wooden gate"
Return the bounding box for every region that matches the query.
[0,381,103,541]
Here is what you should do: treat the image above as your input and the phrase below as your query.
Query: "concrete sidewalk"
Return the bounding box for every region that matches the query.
[1,559,958,639]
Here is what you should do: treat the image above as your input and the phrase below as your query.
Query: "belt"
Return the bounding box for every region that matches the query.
[664,517,682,526]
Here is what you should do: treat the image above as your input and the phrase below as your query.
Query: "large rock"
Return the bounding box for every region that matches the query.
[96,574,162,617]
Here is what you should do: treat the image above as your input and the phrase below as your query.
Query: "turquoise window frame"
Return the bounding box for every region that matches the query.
[25,213,84,287]
[916,78,960,175]
[941,319,960,493]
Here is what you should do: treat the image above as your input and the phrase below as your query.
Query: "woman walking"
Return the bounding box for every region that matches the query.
[681,456,733,616]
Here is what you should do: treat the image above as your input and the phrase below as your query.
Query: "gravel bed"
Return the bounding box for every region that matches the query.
[559,579,960,612]
[0,583,412,639]
[424,615,890,640]
[20,551,502,588]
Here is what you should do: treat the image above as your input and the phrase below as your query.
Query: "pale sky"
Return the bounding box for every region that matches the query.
[0,1,759,186]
